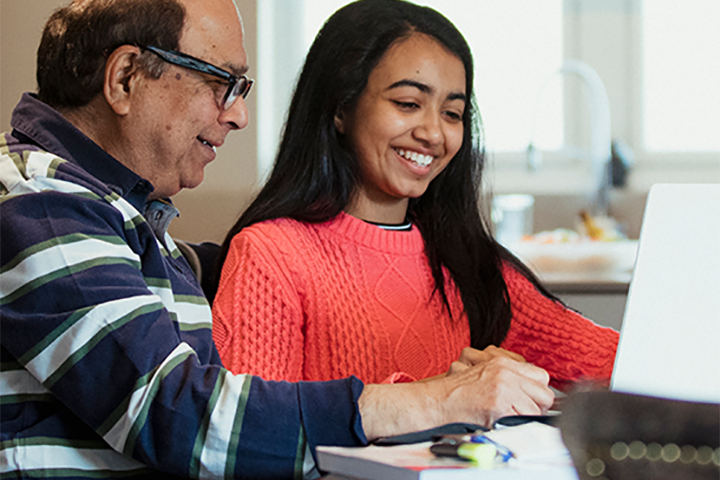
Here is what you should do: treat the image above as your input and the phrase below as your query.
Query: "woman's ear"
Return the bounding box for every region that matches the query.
[103,45,144,116]
[334,110,346,134]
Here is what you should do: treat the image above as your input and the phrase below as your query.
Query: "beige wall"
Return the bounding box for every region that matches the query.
[0,0,260,243]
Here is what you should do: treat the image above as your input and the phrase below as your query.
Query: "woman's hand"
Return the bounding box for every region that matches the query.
[446,346,526,376]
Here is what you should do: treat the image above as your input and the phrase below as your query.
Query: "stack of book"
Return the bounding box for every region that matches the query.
[317,422,580,479]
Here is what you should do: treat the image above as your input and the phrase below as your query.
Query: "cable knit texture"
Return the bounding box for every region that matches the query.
[213,213,619,389]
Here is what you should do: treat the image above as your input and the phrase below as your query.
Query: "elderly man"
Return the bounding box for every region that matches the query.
[0,0,552,478]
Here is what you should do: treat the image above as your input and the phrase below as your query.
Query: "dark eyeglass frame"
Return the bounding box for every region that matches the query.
[142,45,253,110]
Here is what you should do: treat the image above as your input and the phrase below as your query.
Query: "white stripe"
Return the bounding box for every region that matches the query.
[0,369,49,396]
[146,286,211,328]
[0,238,140,299]
[147,285,176,312]
[25,151,62,177]
[174,301,212,328]
[0,442,144,473]
[0,153,36,195]
[198,372,248,479]
[1,149,144,225]
[25,295,160,383]
[108,195,144,224]
[103,342,195,451]
[303,442,319,479]
[26,176,94,195]
[164,234,178,253]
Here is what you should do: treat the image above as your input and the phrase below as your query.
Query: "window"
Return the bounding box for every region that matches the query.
[257,0,719,184]
[642,0,720,152]
[259,0,563,173]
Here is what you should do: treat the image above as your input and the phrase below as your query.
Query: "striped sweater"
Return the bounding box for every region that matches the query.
[0,93,365,479]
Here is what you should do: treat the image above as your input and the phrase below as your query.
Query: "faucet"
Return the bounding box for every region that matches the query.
[527,59,612,217]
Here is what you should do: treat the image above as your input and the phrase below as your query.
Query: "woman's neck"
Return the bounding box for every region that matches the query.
[345,190,409,224]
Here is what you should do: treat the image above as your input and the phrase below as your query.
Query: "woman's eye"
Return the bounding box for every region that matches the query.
[444,111,463,122]
[393,101,419,110]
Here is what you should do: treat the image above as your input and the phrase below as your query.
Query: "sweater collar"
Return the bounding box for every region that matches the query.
[9,93,159,214]
[325,212,426,254]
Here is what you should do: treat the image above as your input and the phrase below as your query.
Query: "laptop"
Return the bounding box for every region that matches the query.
[610,183,720,403]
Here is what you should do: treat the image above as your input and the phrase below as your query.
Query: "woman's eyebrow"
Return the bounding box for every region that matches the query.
[387,79,431,93]
[386,79,466,103]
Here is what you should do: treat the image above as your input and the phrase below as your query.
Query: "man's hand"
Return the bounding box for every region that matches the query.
[358,355,553,441]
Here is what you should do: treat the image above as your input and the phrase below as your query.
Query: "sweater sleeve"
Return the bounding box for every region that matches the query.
[213,225,307,381]
[499,264,620,390]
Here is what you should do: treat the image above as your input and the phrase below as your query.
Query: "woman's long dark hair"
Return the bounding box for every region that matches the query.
[215,0,558,349]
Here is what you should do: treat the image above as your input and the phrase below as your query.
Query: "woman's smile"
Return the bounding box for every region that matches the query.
[338,32,467,223]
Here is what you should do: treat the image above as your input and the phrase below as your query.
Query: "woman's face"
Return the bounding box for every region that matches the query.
[337,32,466,223]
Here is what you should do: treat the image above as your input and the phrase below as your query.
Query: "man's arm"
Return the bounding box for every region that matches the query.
[0,153,363,479]
[359,355,554,440]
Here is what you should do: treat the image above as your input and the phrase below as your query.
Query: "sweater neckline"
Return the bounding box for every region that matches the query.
[324,212,426,254]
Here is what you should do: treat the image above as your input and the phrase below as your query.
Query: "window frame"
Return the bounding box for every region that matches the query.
[256,0,720,192]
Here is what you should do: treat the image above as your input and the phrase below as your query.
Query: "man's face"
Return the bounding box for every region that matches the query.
[123,0,249,200]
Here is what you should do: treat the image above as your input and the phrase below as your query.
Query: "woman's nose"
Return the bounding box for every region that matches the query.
[413,111,443,145]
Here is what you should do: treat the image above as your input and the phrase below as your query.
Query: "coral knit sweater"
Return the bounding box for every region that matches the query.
[213,213,619,389]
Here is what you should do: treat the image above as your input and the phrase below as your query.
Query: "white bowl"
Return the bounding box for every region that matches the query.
[510,239,639,274]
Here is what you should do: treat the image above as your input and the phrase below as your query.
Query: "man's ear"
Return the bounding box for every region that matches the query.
[104,45,145,116]
[334,110,346,134]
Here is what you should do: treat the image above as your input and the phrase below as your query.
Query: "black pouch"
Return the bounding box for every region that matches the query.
[372,422,487,446]
[559,391,720,480]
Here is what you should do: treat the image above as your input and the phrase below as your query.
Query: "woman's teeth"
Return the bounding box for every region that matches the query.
[396,148,433,167]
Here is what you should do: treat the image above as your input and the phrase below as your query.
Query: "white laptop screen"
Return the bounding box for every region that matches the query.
[610,184,720,403]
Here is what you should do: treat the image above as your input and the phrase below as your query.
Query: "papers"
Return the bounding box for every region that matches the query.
[484,421,571,463]
[317,422,579,480]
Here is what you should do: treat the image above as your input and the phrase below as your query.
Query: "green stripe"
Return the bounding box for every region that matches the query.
[122,350,195,456]
[0,393,55,405]
[174,295,207,306]
[0,436,106,450]
[98,366,158,437]
[1,257,141,306]
[189,370,226,477]
[178,321,212,332]
[0,233,126,275]
[123,216,145,231]
[44,302,165,389]
[224,376,253,478]
[0,359,23,371]
[18,305,94,366]
[11,151,27,178]
[0,467,151,479]
[171,249,183,260]
[293,425,307,479]
[74,190,104,202]
[144,277,172,290]
[45,156,65,178]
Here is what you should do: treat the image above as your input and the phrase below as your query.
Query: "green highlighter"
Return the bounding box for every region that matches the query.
[430,440,498,469]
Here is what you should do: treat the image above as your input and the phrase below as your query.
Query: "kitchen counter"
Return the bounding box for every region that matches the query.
[538,270,631,294]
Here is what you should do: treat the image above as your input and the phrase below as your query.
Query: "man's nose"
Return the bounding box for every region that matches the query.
[220,96,249,130]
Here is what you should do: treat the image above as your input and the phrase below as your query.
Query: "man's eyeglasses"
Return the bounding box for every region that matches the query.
[143,45,253,111]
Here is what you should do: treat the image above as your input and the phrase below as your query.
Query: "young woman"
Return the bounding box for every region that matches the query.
[212,0,618,389]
